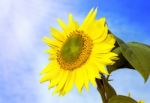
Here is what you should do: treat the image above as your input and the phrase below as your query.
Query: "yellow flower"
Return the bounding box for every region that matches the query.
[138,100,144,103]
[40,8,118,95]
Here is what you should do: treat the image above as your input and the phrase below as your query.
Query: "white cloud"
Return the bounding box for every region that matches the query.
[0,0,101,103]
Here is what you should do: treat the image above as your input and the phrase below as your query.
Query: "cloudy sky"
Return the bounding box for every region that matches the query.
[0,0,150,103]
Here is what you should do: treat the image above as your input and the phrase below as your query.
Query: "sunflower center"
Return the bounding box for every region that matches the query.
[57,30,93,70]
[61,34,84,62]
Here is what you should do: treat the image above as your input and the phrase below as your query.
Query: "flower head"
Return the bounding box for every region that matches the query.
[40,8,118,95]
[138,100,144,103]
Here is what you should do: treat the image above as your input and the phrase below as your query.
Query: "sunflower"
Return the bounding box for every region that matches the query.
[40,8,118,95]
[138,100,144,103]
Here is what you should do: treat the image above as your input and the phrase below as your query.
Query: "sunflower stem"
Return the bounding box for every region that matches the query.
[96,77,108,103]
[96,75,117,103]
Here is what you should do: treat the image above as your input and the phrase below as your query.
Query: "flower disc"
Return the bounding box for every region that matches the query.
[57,30,92,70]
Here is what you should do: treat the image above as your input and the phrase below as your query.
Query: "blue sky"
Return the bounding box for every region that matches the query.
[0,0,150,103]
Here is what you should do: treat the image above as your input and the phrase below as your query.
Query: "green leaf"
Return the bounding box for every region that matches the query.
[107,47,134,74]
[130,41,150,48]
[116,37,150,82]
[127,42,150,81]
[108,95,137,103]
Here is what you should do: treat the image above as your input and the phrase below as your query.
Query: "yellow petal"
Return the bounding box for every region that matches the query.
[75,68,84,92]
[48,69,63,88]
[86,64,100,87]
[61,70,75,94]
[57,18,68,32]
[82,68,90,91]
[44,49,57,60]
[43,36,62,48]
[48,54,57,60]
[97,17,106,27]
[105,34,116,45]
[80,8,94,29]
[68,13,79,31]
[92,25,108,43]
[40,60,58,75]
[90,54,116,65]
[44,49,56,54]
[53,70,69,94]
[92,42,115,54]
[87,17,106,40]
[93,62,109,75]
[80,8,97,31]
[40,68,60,83]
[50,27,66,41]
[99,66,109,75]
[92,52,118,59]
[88,58,109,75]
[91,52,118,65]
